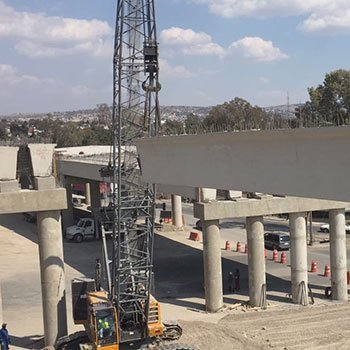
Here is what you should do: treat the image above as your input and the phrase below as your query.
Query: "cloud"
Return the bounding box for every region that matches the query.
[190,0,350,34]
[300,10,350,33]
[160,27,226,57]
[159,59,194,78]
[15,39,112,58]
[229,37,288,61]
[160,27,211,46]
[259,76,270,83]
[257,89,285,98]
[71,84,90,97]
[0,1,113,58]
[0,63,54,85]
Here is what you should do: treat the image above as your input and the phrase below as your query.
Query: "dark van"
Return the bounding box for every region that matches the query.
[264,232,290,251]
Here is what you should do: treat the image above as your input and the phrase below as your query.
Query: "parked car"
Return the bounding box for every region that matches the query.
[22,212,36,224]
[264,232,290,251]
[319,223,350,233]
[195,220,202,230]
[195,220,221,230]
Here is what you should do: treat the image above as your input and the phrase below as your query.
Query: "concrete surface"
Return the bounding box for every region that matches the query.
[0,147,18,180]
[329,209,348,301]
[57,160,108,183]
[37,211,67,346]
[28,144,56,177]
[34,177,56,191]
[203,219,223,312]
[0,189,67,214]
[289,212,308,304]
[246,216,266,307]
[194,197,350,220]
[0,180,20,193]
[135,126,350,201]
[171,195,183,227]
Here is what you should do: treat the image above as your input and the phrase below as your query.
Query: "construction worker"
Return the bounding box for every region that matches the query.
[234,269,240,291]
[98,319,111,339]
[0,323,10,350]
[228,272,234,293]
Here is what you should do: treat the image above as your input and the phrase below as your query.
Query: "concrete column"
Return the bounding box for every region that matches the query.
[37,210,68,346]
[85,183,91,206]
[203,219,223,312]
[0,282,3,323]
[246,216,266,307]
[329,209,348,301]
[171,194,183,227]
[289,212,308,304]
[62,182,74,229]
[90,181,101,208]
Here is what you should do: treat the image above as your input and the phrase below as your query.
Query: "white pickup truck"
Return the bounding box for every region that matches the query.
[320,222,350,233]
[65,218,112,243]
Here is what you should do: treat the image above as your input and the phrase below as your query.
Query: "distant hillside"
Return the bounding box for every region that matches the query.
[263,103,303,119]
[0,103,302,121]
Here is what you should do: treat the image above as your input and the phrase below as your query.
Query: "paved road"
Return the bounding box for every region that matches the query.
[177,202,350,297]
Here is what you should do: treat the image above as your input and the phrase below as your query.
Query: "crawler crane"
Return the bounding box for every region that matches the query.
[57,1,198,349]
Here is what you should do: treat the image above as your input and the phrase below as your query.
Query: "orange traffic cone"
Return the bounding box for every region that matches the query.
[310,260,317,273]
[280,252,287,264]
[273,249,278,262]
[324,264,331,277]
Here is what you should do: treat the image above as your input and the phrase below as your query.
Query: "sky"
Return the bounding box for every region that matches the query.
[0,0,350,114]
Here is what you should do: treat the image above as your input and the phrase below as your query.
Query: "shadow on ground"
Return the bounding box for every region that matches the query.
[1,214,333,326]
[10,334,44,349]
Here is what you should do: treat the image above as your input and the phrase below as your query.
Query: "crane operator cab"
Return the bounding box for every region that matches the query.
[95,306,118,348]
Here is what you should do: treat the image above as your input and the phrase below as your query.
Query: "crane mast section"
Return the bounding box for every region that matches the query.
[112,0,161,343]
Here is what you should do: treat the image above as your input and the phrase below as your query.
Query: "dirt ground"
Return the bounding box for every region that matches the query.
[1,213,350,350]
[180,302,350,349]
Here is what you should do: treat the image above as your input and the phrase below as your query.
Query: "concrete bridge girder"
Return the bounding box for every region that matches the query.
[135,126,350,202]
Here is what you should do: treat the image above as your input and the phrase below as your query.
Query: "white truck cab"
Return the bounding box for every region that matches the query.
[65,218,96,243]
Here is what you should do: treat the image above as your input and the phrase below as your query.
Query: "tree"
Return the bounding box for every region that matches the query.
[184,114,204,134]
[53,123,84,147]
[299,69,350,126]
[0,123,6,140]
[97,103,112,126]
[203,97,269,132]
[162,120,184,135]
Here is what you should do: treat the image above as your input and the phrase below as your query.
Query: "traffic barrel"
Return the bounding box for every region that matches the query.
[324,264,331,277]
[236,241,241,252]
[244,243,248,254]
[280,252,287,264]
[310,260,317,273]
[273,249,278,262]
[225,241,231,251]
